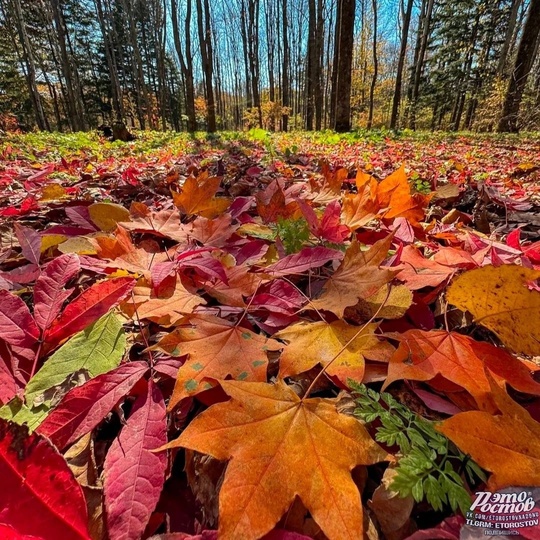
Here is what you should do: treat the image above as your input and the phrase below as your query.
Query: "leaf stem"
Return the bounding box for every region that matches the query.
[301,284,392,401]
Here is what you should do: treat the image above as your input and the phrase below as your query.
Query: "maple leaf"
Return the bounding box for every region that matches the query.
[341,177,379,230]
[172,171,231,218]
[125,277,205,326]
[375,165,430,225]
[447,264,540,356]
[203,263,263,307]
[396,246,455,290]
[310,235,399,317]
[437,375,540,489]
[383,330,540,410]
[275,320,394,384]
[161,380,389,540]
[120,207,187,243]
[156,314,281,407]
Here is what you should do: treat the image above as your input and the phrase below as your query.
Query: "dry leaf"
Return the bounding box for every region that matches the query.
[161,380,389,540]
[447,264,540,356]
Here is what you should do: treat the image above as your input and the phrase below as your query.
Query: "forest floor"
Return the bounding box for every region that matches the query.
[0,129,540,540]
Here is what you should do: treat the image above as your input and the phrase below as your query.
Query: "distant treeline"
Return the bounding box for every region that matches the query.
[0,0,539,133]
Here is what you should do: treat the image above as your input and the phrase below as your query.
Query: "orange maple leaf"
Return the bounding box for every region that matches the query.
[156,314,281,407]
[123,277,205,326]
[310,235,399,317]
[383,330,540,411]
[275,320,394,384]
[162,380,389,540]
[172,171,231,218]
[438,375,540,489]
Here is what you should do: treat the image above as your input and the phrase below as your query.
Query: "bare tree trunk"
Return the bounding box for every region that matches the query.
[367,0,378,129]
[409,0,434,129]
[95,0,123,122]
[171,0,196,131]
[390,0,413,129]
[196,0,216,132]
[498,0,540,132]
[50,0,86,131]
[497,0,522,77]
[3,0,49,130]
[332,0,356,132]
[281,0,289,131]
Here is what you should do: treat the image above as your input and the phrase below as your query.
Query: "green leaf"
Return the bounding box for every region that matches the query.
[0,397,48,431]
[25,311,126,407]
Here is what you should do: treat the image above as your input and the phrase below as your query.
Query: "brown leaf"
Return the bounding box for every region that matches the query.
[310,235,399,317]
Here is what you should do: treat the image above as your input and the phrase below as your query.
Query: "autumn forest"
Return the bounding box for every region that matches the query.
[1,0,540,133]
[1,1,540,540]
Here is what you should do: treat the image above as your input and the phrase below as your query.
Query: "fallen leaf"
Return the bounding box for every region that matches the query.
[25,312,126,407]
[447,264,540,356]
[88,202,131,232]
[37,361,148,450]
[383,330,540,410]
[44,277,135,349]
[104,380,167,540]
[275,320,393,384]
[126,277,205,326]
[0,419,91,540]
[310,236,398,317]
[172,172,230,218]
[120,208,187,243]
[33,253,80,331]
[160,380,389,540]
[0,289,40,349]
[437,375,540,489]
[263,246,342,277]
[397,246,455,290]
[158,314,281,407]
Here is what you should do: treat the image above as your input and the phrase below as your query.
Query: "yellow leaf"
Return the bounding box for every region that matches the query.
[40,183,68,201]
[58,237,97,255]
[88,202,130,232]
[447,265,540,356]
[41,234,68,252]
[275,320,393,383]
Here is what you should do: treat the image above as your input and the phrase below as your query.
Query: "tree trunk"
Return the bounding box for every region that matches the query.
[498,0,540,132]
[332,0,356,132]
[497,0,522,77]
[171,0,196,131]
[4,0,49,130]
[281,0,289,131]
[50,0,86,131]
[196,0,216,132]
[409,0,434,129]
[390,0,413,129]
[367,0,378,129]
